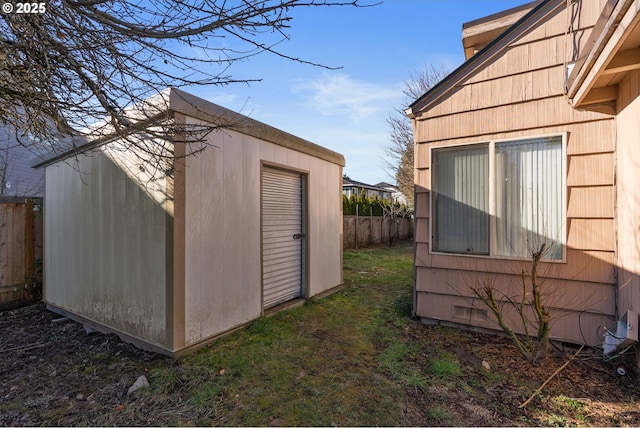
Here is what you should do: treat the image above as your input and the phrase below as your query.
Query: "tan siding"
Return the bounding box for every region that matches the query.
[415,291,611,346]
[415,243,430,267]
[567,218,616,251]
[616,86,640,313]
[411,0,618,346]
[414,191,429,217]
[432,66,566,118]
[567,186,615,218]
[415,143,430,169]
[415,217,429,244]
[567,153,615,187]
[566,119,615,155]
[617,69,640,111]
[414,97,609,143]
[419,248,614,285]
[415,168,430,189]
[416,267,614,314]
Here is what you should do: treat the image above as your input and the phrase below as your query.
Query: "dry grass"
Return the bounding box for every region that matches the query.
[1,241,640,426]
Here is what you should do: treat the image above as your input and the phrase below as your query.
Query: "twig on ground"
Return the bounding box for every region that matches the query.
[519,345,584,408]
[0,341,51,353]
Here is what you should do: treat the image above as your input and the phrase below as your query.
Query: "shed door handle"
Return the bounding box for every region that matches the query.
[293,233,304,240]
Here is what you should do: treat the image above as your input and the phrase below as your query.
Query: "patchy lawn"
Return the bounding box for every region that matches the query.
[1,241,639,426]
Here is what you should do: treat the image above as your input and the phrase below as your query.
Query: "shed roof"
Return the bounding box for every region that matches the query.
[33,88,345,168]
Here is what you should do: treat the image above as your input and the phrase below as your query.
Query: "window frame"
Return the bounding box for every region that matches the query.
[429,133,567,262]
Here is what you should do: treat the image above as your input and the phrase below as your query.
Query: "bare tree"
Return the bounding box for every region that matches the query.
[471,243,552,364]
[0,0,367,161]
[385,64,448,207]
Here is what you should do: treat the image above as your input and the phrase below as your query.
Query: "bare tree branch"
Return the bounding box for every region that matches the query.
[385,64,449,207]
[0,0,371,161]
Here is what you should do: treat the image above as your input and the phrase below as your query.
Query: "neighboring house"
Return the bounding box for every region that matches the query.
[406,0,640,353]
[0,125,44,198]
[33,88,345,356]
[0,125,44,306]
[374,181,408,206]
[342,177,394,200]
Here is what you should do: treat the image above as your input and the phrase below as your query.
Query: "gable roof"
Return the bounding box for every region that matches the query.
[406,0,564,118]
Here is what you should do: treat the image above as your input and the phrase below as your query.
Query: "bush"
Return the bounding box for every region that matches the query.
[343,194,412,217]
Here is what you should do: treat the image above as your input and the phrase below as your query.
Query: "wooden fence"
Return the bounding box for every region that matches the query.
[343,215,413,249]
[0,198,43,306]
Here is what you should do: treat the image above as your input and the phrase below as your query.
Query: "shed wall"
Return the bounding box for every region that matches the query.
[413,0,616,346]
[44,147,170,348]
[182,117,343,347]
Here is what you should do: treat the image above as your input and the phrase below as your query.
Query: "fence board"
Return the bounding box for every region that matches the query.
[0,200,41,305]
[343,215,413,249]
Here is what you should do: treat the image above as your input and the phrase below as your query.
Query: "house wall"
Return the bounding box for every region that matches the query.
[180,116,343,348]
[44,143,171,349]
[616,69,640,315]
[412,0,617,345]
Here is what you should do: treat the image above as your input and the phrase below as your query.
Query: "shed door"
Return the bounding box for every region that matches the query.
[262,167,304,309]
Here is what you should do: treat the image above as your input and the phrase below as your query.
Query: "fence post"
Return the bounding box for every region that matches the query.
[355,204,358,250]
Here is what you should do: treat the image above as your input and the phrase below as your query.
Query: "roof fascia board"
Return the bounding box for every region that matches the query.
[406,0,563,119]
[168,88,345,166]
[35,88,345,168]
[567,0,639,107]
[30,111,168,168]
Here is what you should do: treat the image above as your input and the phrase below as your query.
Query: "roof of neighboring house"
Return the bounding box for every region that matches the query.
[342,178,393,192]
[406,0,562,118]
[374,181,397,189]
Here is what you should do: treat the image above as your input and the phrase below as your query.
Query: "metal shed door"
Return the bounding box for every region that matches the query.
[262,167,304,309]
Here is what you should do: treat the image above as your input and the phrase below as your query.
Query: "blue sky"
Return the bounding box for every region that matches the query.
[192,0,527,185]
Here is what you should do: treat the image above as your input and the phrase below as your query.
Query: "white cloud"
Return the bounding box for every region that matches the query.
[292,73,403,122]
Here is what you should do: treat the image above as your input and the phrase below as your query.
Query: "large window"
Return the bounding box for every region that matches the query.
[432,135,565,260]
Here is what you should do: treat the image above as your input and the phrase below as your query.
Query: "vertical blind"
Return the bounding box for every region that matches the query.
[495,137,563,259]
[432,136,564,259]
[432,145,489,254]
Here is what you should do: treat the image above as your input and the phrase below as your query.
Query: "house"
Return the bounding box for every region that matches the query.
[406,0,640,355]
[374,181,409,206]
[33,88,345,356]
[342,177,394,200]
[0,125,44,306]
[0,125,44,198]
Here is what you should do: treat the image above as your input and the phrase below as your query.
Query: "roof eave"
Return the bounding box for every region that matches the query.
[566,0,639,109]
[406,0,564,119]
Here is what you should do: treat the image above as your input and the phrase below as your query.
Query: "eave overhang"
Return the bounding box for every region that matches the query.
[567,0,640,113]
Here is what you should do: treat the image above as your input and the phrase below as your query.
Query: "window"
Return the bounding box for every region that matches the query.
[432,135,565,260]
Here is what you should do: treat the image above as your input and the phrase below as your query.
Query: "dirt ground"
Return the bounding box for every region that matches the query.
[401,320,640,427]
[1,302,640,426]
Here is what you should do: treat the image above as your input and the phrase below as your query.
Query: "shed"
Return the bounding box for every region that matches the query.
[35,88,344,356]
[406,0,640,353]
